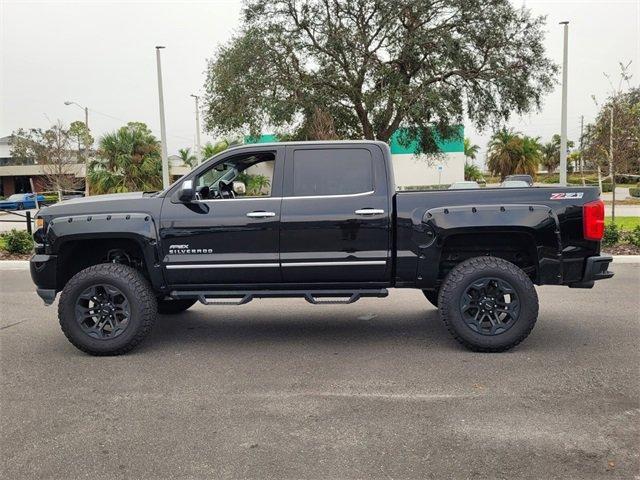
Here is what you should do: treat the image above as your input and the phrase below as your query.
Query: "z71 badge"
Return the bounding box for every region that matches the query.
[550,192,584,200]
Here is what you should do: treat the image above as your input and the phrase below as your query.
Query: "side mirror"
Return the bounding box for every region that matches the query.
[232,181,246,195]
[178,180,195,202]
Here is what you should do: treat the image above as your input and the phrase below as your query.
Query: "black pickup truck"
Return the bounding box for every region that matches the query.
[30,141,613,355]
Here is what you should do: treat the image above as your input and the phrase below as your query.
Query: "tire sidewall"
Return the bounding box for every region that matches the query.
[441,261,538,350]
[60,269,151,354]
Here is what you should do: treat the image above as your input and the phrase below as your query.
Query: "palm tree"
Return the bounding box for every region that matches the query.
[540,141,558,173]
[201,138,241,159]
[463,138,479,165]
[178,147,197,167]
[487,129,539,179]
[88,122,163,194]
[539,134,575,173]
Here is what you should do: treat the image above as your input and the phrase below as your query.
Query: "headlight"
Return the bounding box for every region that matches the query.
[35,217,45,230]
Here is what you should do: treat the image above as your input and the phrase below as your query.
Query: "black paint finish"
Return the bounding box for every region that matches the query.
[30,140,610,300]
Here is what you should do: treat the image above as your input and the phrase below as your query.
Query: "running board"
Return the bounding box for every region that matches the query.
[170,289,388,306]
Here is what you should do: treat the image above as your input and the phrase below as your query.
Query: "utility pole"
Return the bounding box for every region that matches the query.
[610,105,615,222]
[155,46,170,189]
[190,94,202,164]
[64,100,91,196]
[559,21,569,186]
[579,115,584,185]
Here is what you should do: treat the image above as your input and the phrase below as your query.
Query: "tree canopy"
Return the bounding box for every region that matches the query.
[486,128,541,179]
[203,0,557,153]
[88,122,163,194]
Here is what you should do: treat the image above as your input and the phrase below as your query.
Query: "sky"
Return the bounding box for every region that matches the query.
[1,0,639,166]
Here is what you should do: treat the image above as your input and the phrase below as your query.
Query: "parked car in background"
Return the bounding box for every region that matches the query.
[0,193,46,210]
[504,175,534,186]
[500,180,531,188]
[448,181,480,189]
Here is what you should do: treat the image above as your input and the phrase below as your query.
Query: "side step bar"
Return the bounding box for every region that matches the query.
[170,289,388,306]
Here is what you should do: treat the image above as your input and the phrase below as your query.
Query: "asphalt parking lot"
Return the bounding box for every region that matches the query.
[1,264,639,479]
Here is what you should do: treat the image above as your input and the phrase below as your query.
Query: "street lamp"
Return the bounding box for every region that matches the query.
[64,100,90,196]
[190,94,202,164]
[64,100,89,128]
[155,46,170,189]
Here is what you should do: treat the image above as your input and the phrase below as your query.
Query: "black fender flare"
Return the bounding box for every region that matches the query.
[45,212,165,291]
[415,204,562,287]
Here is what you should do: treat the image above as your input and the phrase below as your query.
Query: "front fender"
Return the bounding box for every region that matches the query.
[44,212,165,290]
[415,204,562,287]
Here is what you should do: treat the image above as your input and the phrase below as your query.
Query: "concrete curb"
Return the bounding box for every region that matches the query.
[1,256,639,271]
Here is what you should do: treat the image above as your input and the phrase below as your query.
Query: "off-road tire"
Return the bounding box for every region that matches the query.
[438,256,538,352]
[157,298,197,315]
[58,263,157,356]
[422,289,439,307]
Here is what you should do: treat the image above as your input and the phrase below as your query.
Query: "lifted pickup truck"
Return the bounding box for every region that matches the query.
[30,141,613,355]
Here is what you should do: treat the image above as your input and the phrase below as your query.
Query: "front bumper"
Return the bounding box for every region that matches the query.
[30,254,58,304]
[568,255,614,289]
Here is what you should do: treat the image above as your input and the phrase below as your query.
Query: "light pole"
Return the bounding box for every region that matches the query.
[559,21,569,186]
[155,46,170,189]
[64,100,90,196]
[190,94,202,164]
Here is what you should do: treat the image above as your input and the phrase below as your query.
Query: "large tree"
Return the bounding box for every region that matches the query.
[203,0,557,153]
[88,122,163,194]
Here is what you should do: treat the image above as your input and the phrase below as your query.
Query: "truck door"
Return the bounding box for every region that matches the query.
[159,147,284,287]
[279,144,392,283]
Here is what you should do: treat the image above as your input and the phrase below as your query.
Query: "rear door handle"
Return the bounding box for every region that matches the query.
[246,211,276,218]
[354,208,385,215]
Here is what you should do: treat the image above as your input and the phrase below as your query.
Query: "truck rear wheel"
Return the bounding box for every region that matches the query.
[157,298,196,314]
[438,256,538,352]
[422,289,439,307]
[58,263,157,356]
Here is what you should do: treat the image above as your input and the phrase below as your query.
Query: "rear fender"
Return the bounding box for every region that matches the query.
[416,204,562,287]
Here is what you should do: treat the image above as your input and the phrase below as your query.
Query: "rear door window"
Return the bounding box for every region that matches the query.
[292,148,373,196]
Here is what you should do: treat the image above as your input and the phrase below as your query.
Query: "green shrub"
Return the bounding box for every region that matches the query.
[626,225,640,248]
[464,164,484,182]
[602,223,620,246]
[1,229,34,254]
[629,187,640,198]
[600,183,613,193]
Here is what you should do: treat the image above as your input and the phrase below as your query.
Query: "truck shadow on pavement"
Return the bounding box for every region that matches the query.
[145,306,449,350]
[135,304,587,354]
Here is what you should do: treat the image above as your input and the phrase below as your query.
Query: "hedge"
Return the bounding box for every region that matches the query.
[629,187,640,198]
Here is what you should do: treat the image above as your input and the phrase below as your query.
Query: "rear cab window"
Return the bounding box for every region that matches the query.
[290,148,374,196]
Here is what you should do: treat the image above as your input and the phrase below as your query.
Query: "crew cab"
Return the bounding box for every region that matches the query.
[30,141,613,355]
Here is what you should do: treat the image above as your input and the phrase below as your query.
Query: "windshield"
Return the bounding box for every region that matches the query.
[7,194,24,201]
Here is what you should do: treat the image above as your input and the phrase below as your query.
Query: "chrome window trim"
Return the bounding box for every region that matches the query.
[192,190,375,203]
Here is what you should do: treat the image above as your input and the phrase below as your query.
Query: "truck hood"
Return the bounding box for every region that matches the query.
[37,191,160,217]
[58,192,146,205]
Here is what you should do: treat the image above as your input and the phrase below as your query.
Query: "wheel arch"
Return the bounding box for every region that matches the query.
[415,204,562,288]
[45,213,165,292]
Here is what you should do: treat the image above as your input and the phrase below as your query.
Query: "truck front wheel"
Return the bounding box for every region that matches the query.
[58,263,157,356]
[438,256,538,352]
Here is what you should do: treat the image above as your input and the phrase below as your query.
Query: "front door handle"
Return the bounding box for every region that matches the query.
[246,211,276,218]
[354,208,385,216]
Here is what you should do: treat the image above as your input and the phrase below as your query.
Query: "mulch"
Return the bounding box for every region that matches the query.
[602,243,640,255]
[0,251,31,261]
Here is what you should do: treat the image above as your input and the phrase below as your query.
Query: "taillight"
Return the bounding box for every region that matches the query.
[583,199,605,241]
